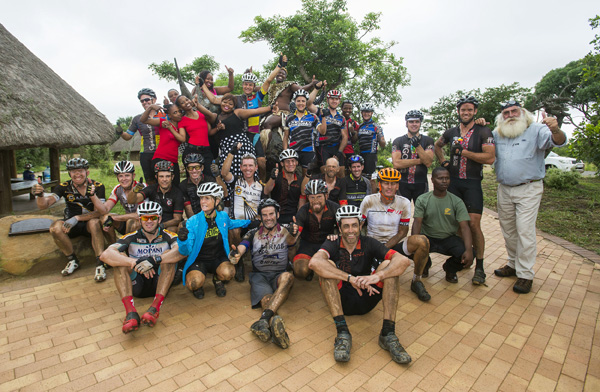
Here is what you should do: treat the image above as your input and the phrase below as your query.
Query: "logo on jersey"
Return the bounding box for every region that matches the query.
[386,208,403,216]
[67,194,75,202]
[166,199,173,206]
[444,208,452,215]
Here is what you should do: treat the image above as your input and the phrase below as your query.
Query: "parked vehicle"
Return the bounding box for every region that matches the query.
[545,151,584,172]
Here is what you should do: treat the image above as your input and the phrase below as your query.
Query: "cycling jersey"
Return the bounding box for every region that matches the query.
[241,225,292,273]
[441,125,495,180]
[242,89,267,134]
[179,175,216,215]
[392,134,435,184]
[271,172,302,217]
[128,114,160,153]
[225,175,264,220]
[295,200,339,244]
[359,194,411,243]
[358,119,384,154]
[320,236,396,279]
[343,118,359,154]
[114,228,177,280]
[139,184,184,221]
[338,174,371,207]
[51,180,106,219]
[285,110,320,152]
[107,180,145,214]
[318,108,345,147]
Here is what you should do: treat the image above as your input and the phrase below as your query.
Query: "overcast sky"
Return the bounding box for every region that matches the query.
[2,0,597,140]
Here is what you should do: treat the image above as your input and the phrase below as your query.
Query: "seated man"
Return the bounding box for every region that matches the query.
[127,161,184,233]
[179,153,227,218]
[310,157,343,204]
[338,154,372,207]
[101,161,144,244]
[100,201,184,334]
[412,167,473,283]
[229,199,298,349]
[31,158,108,281]
[177,183,250,299]
[309,205,412,363]
[293,179,340,280]
[263,149,308,224]
[359,168,431,301]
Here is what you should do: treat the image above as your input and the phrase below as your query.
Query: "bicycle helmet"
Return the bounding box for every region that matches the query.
[113,160,135,174]
[137,201,163,216]
[335,205,362,223]
[154,160,174,173]
[348,155,365,165]
[183,153,204,166]
[24,163,32,170]
[241,73,259,84]
[66,158,89,170]
[257,198,281,215]
[279,149,299,162]
[305,179,328,195]
[292,89,310,101]
[327,90,342,99]
[405,110,424,121]
[137,88,156,99]
[456,96,479,109]
[360,103,375,112]
[377,167,402,182]
[197,182,224,199]
[501,99,521,110]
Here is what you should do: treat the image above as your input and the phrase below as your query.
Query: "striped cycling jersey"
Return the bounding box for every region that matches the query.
[358,119,384,153]
[318,109,345,147]
[285,110,320,152]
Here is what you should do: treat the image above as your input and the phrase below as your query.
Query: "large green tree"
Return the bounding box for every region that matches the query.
[239,0,409,111]
[148,55,219,85]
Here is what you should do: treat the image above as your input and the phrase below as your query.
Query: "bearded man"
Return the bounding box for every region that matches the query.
[492,100,567,294]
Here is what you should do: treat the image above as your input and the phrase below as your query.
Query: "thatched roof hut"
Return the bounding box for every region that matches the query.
[0,23,115,215]
[110,133,141,161]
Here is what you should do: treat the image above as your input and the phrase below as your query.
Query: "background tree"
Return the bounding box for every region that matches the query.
[148,55,220,85]
[239,0,409,112]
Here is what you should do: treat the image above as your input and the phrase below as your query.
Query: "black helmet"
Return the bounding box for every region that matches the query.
[137,88,156,99]
[257,198,280,215]
[66,158,89,171]
[183,153,204,166]
[113,160,135,174]
[305,179,328,195]
[347,154,365,165]
[154,160,174,173]
[456,96,479,109]
[405,110,424,121]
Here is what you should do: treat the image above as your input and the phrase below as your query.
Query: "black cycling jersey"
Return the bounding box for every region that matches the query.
[320,235,396,277]
[285,110,320,152]
[51,179,106,219]
[115,227,177,259]
[317,108,345,147]
[338,174,371,207]
[241,225,292,273]
[179,175,216,215]
[310,173,342,204]
[295,200,339,244]
[139,184,184,222]
[441,125,495,180]
[392,134,435,184]
[271,172,302,217]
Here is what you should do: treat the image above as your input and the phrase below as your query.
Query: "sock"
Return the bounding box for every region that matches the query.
[67,254,78,263]
[476,258,484,270]
[412,274,421,282]
[151,294,165,312]
[381,319,395,336]
[96,256,103,267]
[122,296,136,314]
[260,309,275,322]
[334,315,349,334]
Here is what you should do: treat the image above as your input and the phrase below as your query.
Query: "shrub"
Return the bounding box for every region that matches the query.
[544,168,581,189]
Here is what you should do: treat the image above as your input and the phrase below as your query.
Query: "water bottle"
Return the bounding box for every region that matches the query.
[43,166,51,182]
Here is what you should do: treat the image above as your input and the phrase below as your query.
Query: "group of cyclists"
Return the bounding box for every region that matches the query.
[31,54,521,364]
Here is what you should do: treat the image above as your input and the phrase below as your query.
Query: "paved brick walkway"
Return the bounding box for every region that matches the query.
[1,211,599,391]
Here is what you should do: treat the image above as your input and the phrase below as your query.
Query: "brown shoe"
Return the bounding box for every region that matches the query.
[513,278,532,294]
[494,265,516,277]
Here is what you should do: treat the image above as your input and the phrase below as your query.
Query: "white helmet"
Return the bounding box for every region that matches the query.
[241,73,259,84]
[335,205,362,223]
[137,201,162,216]
[113,160,135,174]
[292,89,310,101]
[197,182,224,199]
[360,103,375,112]
[279,149,299,162]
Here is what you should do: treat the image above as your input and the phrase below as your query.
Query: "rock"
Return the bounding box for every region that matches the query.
[0,215,97,275]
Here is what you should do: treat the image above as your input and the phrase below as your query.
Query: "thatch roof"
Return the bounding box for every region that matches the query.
[110,133,141,153]
[0,23,114,150]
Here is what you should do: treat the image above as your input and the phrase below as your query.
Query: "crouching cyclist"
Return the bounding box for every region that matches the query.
[177,182,250,299]
[100,201,185,334]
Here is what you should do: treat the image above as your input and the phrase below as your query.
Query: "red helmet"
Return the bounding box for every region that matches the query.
[327,90,342,99]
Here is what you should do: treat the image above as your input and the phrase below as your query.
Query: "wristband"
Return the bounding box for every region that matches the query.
[347,274,352,282]
[126,130,135,136]
[155,255,162,265]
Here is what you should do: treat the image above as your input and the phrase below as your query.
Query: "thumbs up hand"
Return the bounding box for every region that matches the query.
[228,244,241,264]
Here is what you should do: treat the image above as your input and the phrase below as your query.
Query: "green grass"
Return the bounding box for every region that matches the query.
[482,172,600,255]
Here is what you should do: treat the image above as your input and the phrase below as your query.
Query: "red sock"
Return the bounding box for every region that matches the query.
[151,294,165,312]
[122,296,136,314]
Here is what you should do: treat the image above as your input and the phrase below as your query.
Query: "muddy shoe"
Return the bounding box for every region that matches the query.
[141,306,159,327]
[411,280,431,302]
[494,265,516,277]
[379,334,411,364]
[333,332,352,362]
[122,312,140,334]
[472,268,486,286]
[94,265,107,282]
[61,260,79,276]
[250,319,271,342]
[192,287,205,299]
[513,278,532,294]
[270,315,290,349]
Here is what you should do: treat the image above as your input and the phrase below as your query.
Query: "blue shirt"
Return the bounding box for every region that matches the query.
[493,122,567,186]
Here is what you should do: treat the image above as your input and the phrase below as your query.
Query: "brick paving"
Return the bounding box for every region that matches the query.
[1,211,599,391]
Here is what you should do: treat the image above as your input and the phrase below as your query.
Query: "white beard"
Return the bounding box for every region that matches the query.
[495,110,533,139]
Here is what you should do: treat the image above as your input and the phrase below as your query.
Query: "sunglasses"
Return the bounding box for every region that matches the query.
[188,166,203,172]
[140,98,152,103]
[349,156,361,162]
[501,100,521,109]
[140,215,159,221]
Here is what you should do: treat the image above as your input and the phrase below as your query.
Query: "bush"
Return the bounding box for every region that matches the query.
[544,168,581,189]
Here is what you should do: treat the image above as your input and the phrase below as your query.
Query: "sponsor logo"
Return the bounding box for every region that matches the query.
[444,208,452,215]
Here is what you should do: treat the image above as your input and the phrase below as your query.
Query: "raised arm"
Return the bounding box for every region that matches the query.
[161,120,186,143]
[140,104,162,126]
[193,96,218,124]
[221,142,241,182]
[234,104,277,120]
[200,81,221,105]
[214,65,234,95]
